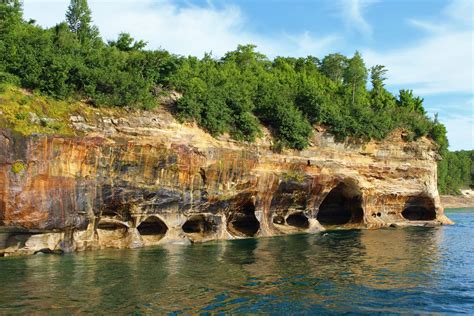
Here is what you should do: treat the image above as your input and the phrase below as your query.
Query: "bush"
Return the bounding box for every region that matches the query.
[0,0,449,153]
[0,72,20,85]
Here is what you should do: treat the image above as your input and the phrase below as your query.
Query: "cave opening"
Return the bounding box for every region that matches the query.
[183,215,213,234]
[273,215,285,225]
[5,233,33,249]
[137,216,168,236]
[317,182,364,226]
[96,221,129,248]
[227,202,260,237]
[402,196,436,221]
[286,212,310,229]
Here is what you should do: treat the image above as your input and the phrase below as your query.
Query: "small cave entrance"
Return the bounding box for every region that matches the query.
[96,221,129,248]
[402,196,436,221]
[286,212,310,229]
[182,215,214,234]
[227,201,260,237]
[317,182,364,226]
[4,233,34,249]
[137,216,168,236]
[273,215,285,225]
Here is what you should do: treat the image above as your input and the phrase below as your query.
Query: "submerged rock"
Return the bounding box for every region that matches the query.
[34,248,64,255]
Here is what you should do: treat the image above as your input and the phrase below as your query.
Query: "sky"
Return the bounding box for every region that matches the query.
[22,0,474,150]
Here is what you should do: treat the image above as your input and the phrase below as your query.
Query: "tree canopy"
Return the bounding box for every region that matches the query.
[438,150,474,195]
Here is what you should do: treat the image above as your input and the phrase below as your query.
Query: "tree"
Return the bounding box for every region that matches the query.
[319,53,347,84]
[397,89,425,114]
[369,65,395,110]
[108,33,147,51]
[0,0,23,33]
[370,65,387,90]
[0,1,454,157]
[65,0,98,43]
[344,51,367,105]
[438,150,474,194]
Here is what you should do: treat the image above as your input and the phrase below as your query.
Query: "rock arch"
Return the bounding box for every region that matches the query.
[227,201,260,237]
[137,216,168,244]
[182,215,214,234]
[317,181,364,226]
[286,212,310,229]
[96,220,129,248]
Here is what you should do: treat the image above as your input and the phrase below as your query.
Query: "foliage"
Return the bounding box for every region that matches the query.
[438,150,474,195]
[0,84,82,135]
[65,0,99,44]
[0,0,451,154]
[11,161,26,174]
[281,169,306,183]
[108,33,147,52]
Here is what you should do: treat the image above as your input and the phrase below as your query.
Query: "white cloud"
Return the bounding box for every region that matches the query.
[339,0,377,38]
[442,115,474,150]
[363,0,474,95]
[20,0,474,149]
[22,0,338,58]
[364,30,473,95]
[444,0,474,27]
[426,98,474,150]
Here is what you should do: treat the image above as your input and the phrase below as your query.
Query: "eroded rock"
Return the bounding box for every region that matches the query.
[0,109,451,256]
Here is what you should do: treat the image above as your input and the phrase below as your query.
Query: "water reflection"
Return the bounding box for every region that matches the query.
[0,220,471,314]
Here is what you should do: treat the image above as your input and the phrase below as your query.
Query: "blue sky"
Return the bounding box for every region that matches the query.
[23,0,473,150]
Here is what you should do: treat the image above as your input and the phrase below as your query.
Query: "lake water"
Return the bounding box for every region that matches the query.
[0,209,473,314]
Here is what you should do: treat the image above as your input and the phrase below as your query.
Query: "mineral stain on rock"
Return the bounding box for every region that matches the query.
[0,107,452,256]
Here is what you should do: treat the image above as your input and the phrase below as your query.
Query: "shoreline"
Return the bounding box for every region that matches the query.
[441,195,474,209]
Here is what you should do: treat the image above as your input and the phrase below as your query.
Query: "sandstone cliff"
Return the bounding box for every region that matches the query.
[0,98,453,256]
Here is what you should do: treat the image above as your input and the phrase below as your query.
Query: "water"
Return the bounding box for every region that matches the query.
[1,209,473,314]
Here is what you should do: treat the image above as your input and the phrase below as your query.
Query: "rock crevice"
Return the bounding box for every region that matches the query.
[0,109,451,256]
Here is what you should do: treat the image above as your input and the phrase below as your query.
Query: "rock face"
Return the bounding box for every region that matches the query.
[0,108,452,256]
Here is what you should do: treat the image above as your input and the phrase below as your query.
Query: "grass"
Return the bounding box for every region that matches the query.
[0,84,91,136]
[281,169,306,183]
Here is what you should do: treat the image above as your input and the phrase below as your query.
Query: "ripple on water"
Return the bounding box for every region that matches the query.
[0,209,473,314]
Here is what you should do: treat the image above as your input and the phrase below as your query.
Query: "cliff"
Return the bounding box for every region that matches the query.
[0,92,453,256]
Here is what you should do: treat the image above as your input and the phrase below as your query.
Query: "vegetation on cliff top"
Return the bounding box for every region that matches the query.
[0,0,447,149]
[0,84,82,135]
[0,0,470,194]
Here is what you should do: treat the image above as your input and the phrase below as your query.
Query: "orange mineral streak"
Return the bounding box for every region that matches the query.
[0,107,452,255]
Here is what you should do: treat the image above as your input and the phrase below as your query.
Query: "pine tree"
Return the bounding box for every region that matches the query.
[344,51,367,105]
[65,0,98,43]
[370,65,387,91]
[0,0,23,32]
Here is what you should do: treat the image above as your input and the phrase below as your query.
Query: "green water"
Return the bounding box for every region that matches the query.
[0,209,473,314]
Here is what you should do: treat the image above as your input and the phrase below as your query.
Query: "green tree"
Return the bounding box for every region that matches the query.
[0,0,22,38]
[397,89,425,114]
[369,65,395,110]
[370,65,387,90]
[438,150,474,194]
[319,53,347,84]
[344,51,368,106]
[65,0,98,44]
[108,33,147,52]
[0,1,454,157]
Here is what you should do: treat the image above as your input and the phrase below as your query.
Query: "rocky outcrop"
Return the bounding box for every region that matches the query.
[0,107,452,256]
